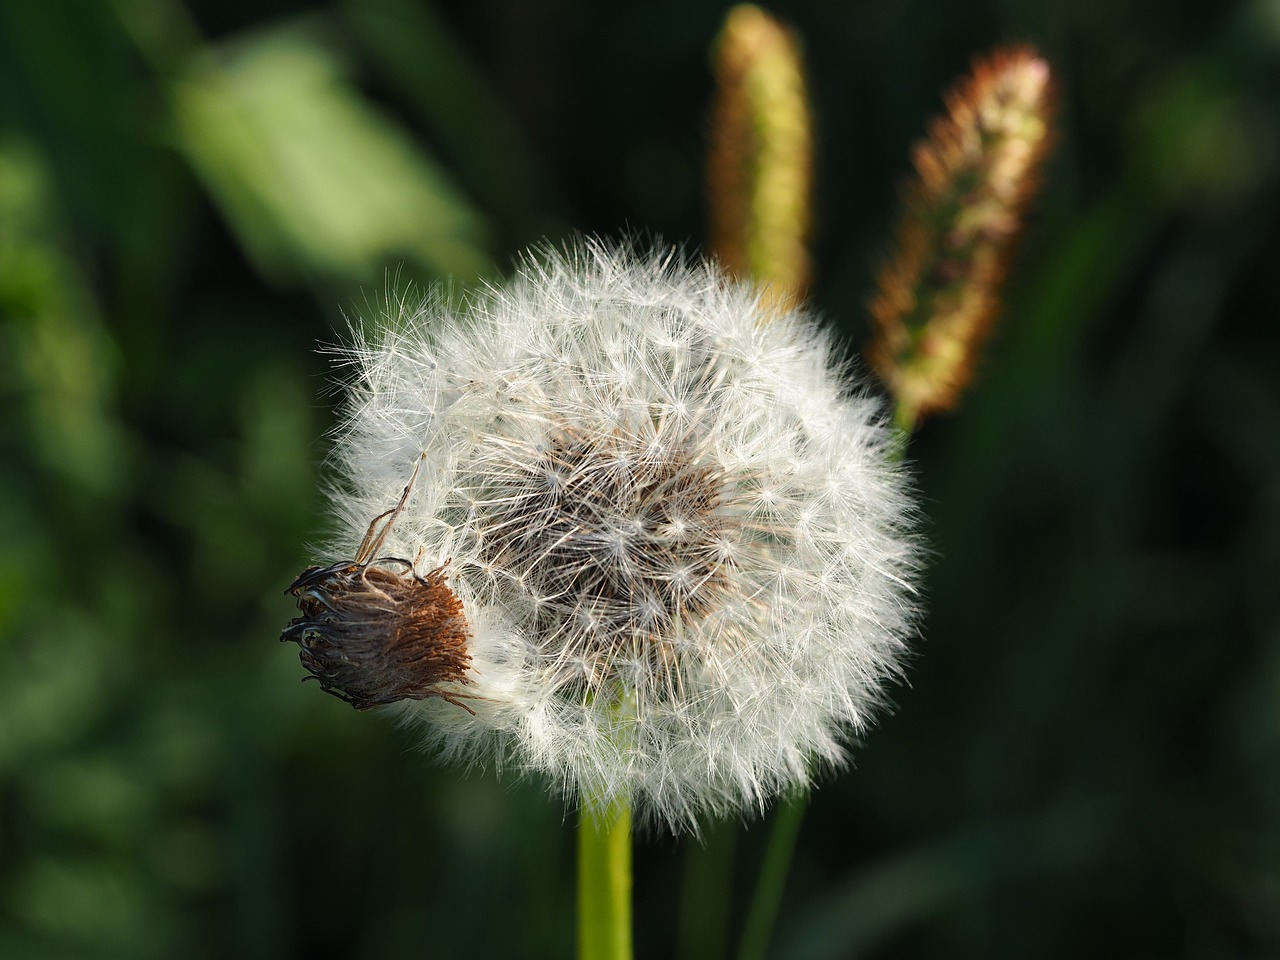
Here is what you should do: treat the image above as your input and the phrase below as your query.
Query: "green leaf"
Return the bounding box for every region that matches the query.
[169,24,492,284]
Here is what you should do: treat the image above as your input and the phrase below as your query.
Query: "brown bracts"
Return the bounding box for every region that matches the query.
[281,462,476,713]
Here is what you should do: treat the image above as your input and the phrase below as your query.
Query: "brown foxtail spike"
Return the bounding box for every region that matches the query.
[868,45,1055,429]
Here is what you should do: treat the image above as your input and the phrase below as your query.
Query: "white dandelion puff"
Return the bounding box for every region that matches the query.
[283,238,921,831]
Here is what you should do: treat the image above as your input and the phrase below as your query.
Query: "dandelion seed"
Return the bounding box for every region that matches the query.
[283,238,920,830]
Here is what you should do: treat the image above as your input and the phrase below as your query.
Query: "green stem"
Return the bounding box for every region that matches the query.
[735,793,808,960]
[578,800,634,960]
[677,822,735,960]
[733,406,912,960]
[893,399,919,436]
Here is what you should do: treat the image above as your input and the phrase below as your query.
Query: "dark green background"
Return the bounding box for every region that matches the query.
[2,0,1277,957]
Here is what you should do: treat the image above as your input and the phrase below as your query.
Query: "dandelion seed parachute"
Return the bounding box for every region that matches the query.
[305,238,920,831]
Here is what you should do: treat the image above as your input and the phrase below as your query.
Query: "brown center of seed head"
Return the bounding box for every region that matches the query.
[282,562,475,712]
[466,427,734,698]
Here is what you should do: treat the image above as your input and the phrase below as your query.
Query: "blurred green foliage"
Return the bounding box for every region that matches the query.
[1,0,1277,957]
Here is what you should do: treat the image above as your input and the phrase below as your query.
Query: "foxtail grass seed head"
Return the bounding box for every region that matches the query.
[868,45,1053,428]
[283,239,920,831]
[708,4,812,309]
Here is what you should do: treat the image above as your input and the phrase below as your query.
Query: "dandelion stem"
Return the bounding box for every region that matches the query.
[578,799,634,960]
[735,793,808,960]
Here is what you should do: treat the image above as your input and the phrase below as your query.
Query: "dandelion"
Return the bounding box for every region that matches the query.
[283,238,919,831]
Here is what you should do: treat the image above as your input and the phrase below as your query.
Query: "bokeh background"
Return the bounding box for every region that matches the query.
[2,0,1278,957]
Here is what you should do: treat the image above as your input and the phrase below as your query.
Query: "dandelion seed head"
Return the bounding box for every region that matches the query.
[302,238,920,830]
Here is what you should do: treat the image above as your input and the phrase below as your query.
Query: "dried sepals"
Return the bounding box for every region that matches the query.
[282,561,475,712]
[868,45,1054,427]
